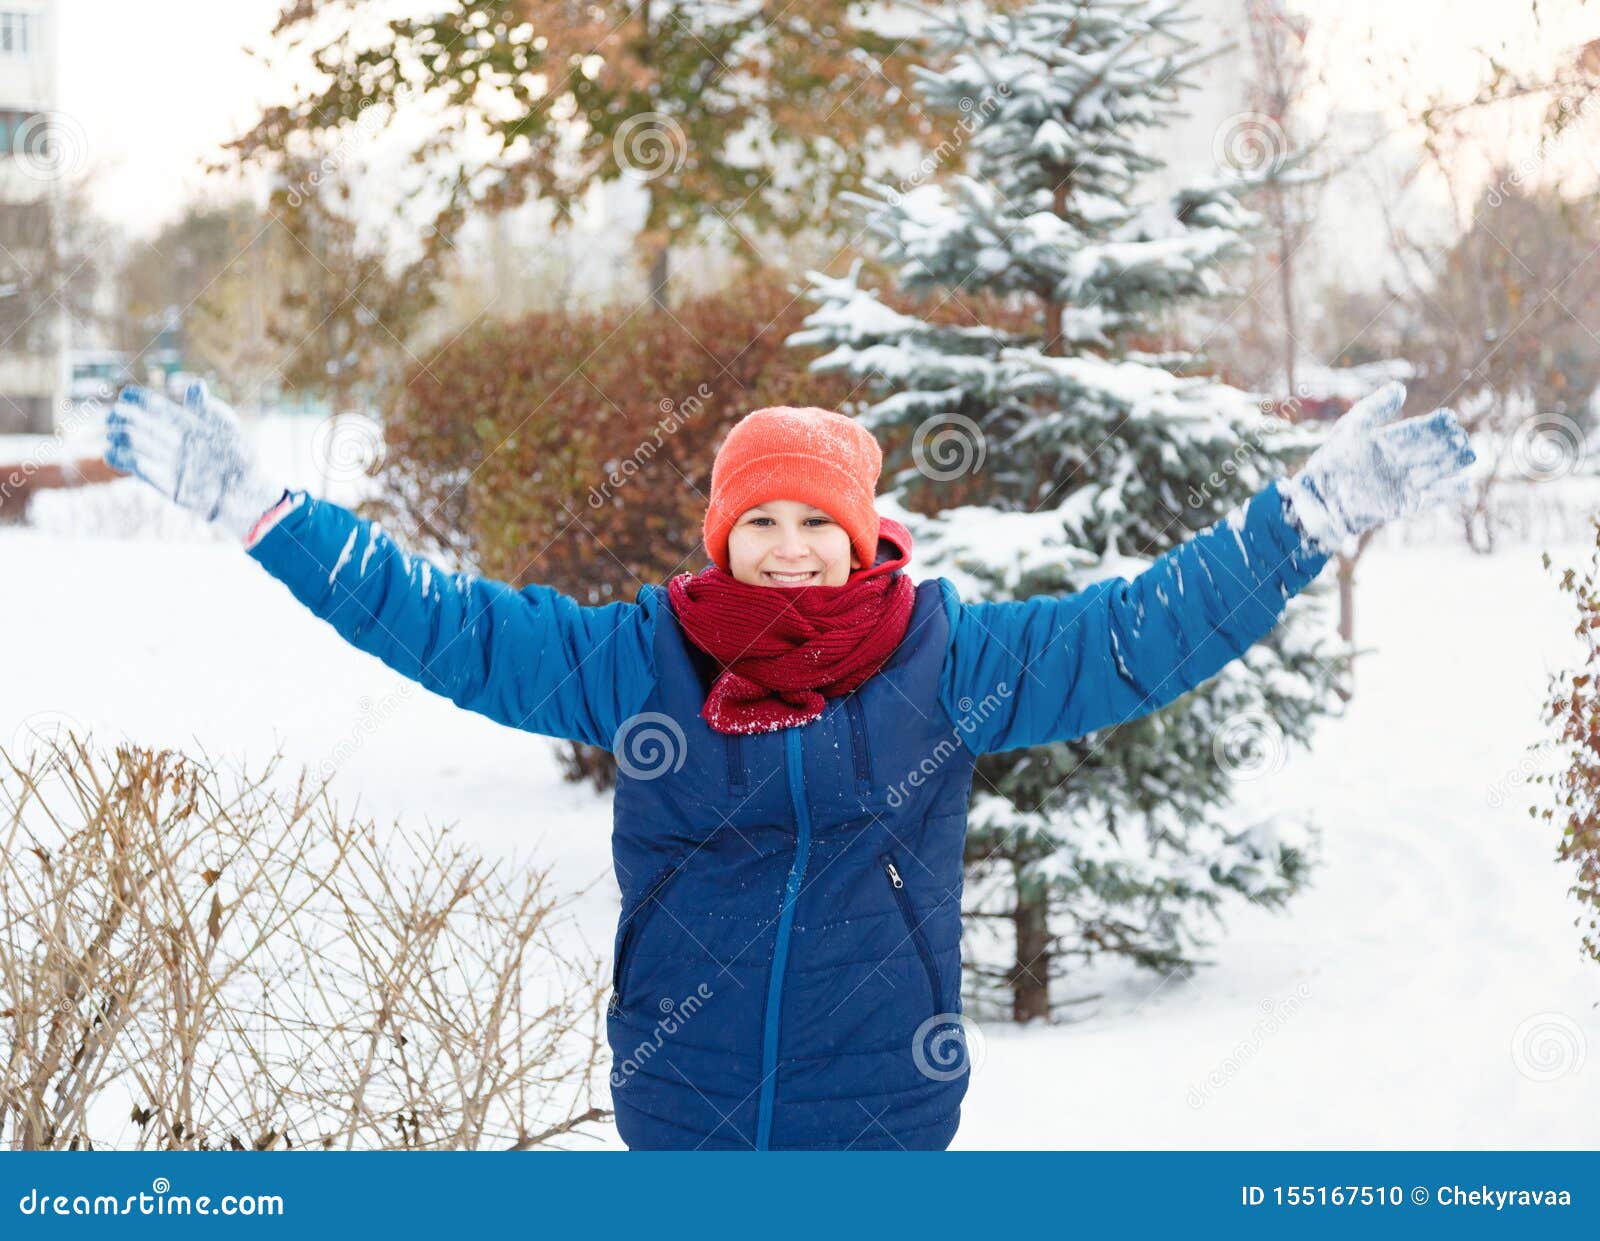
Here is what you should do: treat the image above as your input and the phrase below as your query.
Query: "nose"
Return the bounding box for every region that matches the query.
[773,530,811,560]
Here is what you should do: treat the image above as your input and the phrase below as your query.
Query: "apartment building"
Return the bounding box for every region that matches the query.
[0,1,63,434]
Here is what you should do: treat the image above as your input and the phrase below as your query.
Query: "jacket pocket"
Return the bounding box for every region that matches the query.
[844,693,873,797]
[878,851,941,1012]
[609,858,686,1014]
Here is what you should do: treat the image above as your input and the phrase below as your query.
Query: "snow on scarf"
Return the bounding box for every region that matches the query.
[666,516,915,735]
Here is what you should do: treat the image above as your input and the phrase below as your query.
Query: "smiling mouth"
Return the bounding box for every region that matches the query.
[763,570,819,585]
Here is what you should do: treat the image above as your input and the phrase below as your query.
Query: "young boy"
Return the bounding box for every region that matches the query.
[103,383,1473,1149]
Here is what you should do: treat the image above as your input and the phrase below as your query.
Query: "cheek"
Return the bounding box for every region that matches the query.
[824,531,856,579]
[726,530,763,576]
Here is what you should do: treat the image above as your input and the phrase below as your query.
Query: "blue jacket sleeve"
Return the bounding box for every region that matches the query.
[938,480,1330,756]
[244,491,660,749]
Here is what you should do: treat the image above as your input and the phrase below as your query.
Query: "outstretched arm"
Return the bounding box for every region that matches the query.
[104,382,658,748]
[242,492,658,747]
[940,480,1327,755]
[940,382,1474,755]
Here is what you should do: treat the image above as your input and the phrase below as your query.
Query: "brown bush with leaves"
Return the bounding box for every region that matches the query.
[0,733,611,1150]
[1534,521,1600,967]
[371,268,866,595]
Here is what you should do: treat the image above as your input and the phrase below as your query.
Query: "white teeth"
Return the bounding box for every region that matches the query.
[766,571,816,581]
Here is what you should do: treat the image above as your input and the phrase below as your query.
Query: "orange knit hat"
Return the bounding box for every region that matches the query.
[702,405,883,574]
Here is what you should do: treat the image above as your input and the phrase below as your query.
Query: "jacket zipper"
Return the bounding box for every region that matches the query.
[844,693,872,797]
[725,731,747,795]
[880,852,941,1011]
[755,727,813,1151]
[608,859,684,1015]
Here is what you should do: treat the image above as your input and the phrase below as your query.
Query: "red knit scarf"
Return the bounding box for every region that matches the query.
[666,517,916,735]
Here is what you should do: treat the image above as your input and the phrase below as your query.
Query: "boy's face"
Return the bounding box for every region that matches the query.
[727,499,861,587]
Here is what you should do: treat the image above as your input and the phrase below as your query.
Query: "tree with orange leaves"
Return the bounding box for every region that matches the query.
[230,0,942,310]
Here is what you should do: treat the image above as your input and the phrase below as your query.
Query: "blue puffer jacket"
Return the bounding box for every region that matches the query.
[244,481,1328,1149]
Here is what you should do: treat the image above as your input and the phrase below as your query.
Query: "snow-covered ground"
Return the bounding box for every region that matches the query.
[957,528,1600,1149]
[2,459,1597,1148]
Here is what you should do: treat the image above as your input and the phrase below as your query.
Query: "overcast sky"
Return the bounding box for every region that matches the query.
[62,0,290,234]
[57,0,1598,239]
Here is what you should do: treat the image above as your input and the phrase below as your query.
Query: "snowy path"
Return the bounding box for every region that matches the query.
[3,505,1595,1148]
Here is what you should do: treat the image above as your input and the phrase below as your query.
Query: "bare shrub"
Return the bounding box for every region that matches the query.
[0,732,611,1150]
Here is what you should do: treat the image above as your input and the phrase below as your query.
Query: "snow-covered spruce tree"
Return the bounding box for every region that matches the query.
[788,0,1347,1021]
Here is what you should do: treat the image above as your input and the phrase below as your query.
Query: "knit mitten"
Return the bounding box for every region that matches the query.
[104,380,286,541]
[1279,381,1475,556]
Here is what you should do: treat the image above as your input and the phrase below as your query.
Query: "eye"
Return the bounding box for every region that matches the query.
[805,517,831,526]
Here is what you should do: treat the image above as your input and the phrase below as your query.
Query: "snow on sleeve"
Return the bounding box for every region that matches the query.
[326,528,359,586]
[359,523,384,575]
